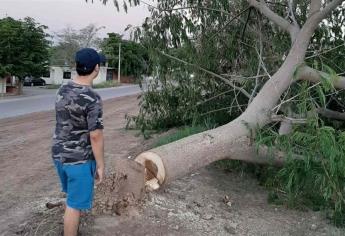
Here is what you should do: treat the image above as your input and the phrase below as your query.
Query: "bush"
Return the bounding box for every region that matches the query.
[129,74,247,134]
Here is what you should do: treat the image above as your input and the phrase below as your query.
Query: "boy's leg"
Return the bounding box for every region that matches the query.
[63,161,96,235]
[64,161,96,209]
[64,206,80,236]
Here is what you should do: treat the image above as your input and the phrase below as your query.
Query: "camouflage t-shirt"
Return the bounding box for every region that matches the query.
[52,81,104,164]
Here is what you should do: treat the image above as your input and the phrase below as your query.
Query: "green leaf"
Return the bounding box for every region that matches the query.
[320,64,339,92]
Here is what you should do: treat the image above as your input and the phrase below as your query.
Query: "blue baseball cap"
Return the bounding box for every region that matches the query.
[75,48,106,72]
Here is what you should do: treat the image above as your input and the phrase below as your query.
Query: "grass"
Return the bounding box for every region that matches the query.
[92,80,119,89]
[154,125,208,147]
[46,84,61,89]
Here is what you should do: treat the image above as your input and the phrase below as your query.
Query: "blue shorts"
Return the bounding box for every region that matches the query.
[54,160,96,211]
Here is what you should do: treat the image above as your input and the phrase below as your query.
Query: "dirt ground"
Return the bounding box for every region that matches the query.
[0,95,344,236]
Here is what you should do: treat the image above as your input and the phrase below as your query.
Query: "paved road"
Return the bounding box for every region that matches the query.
[0,85,141,119]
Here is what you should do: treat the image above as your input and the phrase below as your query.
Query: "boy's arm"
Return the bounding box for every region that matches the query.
[87,94,104,184]
[90,129,104,184]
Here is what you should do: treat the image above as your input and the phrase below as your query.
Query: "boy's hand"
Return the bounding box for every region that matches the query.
[95,165,104,184]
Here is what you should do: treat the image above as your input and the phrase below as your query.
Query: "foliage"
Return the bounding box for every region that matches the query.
[154,125,208,147]
[100,33,149,77]
[117,0,344,134]
[128,1,291,131]
[256,121,345,226]
[50,24,103,66]
[0,17,50,79]
[253,75,345,225]
[306,4,345,75]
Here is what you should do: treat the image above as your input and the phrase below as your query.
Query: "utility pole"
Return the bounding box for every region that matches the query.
[118,43,121,83]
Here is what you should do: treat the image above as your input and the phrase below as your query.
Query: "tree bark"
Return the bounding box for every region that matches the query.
[17,79,23,95]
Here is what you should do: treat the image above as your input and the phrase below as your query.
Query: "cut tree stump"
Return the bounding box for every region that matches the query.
[93,158,146,215]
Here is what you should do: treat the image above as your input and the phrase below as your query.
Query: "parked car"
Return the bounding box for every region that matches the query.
[23,77,46,86]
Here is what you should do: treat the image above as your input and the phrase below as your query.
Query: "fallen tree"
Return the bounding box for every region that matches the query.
[132,0,345,189]
[93,0,345,223]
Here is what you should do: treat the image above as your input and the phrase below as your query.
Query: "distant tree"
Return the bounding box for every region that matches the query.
[0,17,50,89]
[101,33,149,77]
[50,24,104,66]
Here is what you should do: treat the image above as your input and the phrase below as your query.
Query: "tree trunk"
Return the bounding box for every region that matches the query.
[17,79,23,95]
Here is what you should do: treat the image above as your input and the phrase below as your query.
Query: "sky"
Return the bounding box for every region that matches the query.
[0,0,150,38]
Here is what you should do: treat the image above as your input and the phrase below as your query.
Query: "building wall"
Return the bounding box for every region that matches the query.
[42,66,108,85]
[0,78,6,95]
[93,67,108,84]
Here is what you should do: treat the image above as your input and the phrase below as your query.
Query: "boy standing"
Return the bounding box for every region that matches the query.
[52,48,105,236]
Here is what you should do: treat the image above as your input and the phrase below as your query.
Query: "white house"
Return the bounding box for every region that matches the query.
[42,65,115,85]
[0,75,18,96]
[0,78,6,96]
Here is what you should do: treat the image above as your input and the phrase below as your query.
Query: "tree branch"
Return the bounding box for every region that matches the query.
[305,43,345,59]
[315,0,345,22]
[247,0,299,39]
[161,6,232,15]
[297,65,345,89]
[229,141,304,167]
[196,89,233,106]
[207,7,252,42]
[288,0,299,28]
[157,50,251,98]
[317,108,345,120]
[200,104,247,116]
[248,24,263,105]
[140,0,157,9]
[271,114,307,124]
[277,106,293,135]
[310,0,322,16]
[141,1,235,16]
